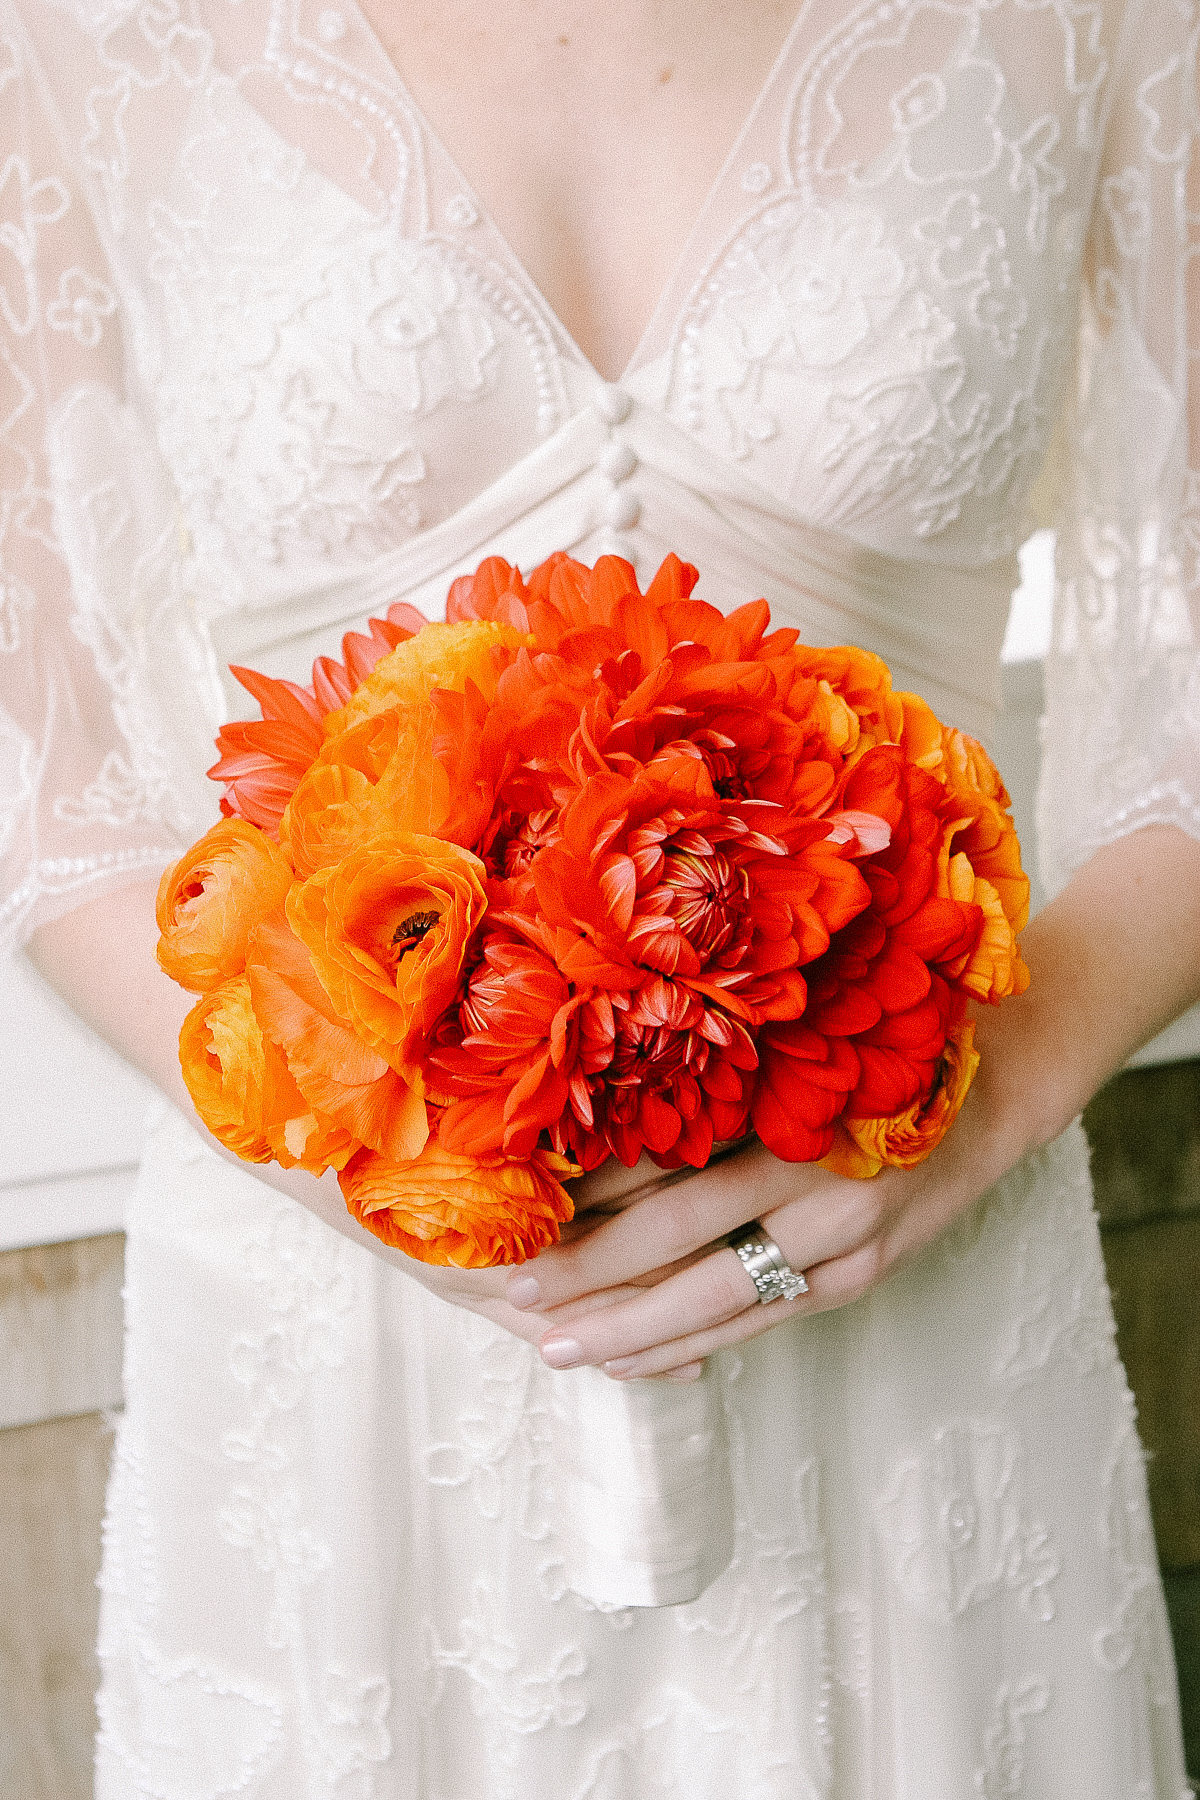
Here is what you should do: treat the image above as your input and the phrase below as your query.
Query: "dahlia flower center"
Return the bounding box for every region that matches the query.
[608,1020,701,1090]
[487,807,559,879]
[706,752,748,801]
[659,848,747,960]
[454,941,569,1059]
[459,967,539,1051]
[460,965,507,1036]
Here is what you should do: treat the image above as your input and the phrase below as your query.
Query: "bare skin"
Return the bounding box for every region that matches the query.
[25,2,1200,1376]
[351,0,799,382]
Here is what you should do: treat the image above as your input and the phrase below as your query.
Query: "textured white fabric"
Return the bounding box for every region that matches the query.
[105,1104,1189,1799]
[0,0,1194,1791]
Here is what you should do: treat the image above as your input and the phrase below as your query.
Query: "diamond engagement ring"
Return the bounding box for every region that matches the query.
[728,1221,809,1304]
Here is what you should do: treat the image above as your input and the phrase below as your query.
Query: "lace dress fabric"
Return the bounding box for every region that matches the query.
[0,0,1195,1792]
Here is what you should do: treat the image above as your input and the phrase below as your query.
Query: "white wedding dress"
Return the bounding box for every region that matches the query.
[1,0,1197,1792]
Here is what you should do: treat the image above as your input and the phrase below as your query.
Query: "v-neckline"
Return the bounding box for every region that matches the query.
[339,0,815,389]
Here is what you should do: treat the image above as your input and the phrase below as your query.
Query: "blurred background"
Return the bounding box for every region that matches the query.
[1,533,1197,1794]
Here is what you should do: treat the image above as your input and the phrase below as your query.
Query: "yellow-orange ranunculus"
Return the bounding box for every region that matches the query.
[821,1021,980,1178]
[897,692,947,772]
[789,644,907,756]
[330,619,528,733]
[282,704,461,877]
[923,726,1030,1003]
[286,832,488,1072]
[943,855,1029,1002]
[157,818,293,992]
[178,975,354,1172]
[936,729,1030,931]
[281,755,381,880]
[179,977,272,1161]
[339,1140,578,1266]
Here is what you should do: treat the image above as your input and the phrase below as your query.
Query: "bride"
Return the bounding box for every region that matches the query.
[3,0,1197,1791]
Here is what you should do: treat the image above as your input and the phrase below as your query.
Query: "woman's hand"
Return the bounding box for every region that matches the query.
[500,1059,1019,1378]
[503,824,1200,1377]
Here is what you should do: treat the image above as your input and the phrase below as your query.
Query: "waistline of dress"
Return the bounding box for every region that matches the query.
[199,397,1019,739]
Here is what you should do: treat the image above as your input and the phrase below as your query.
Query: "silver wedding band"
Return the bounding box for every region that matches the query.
[728,1220,809,1304]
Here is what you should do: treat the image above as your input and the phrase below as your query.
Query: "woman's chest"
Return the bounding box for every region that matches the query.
[53,0,1127,593]
[345,0,805,387]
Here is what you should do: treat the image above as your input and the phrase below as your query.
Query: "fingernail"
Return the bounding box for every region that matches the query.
[603,1357,636,1378]
[507,1275,542,1310]
[541,1335,584,1370]
[665,1363,704,1381]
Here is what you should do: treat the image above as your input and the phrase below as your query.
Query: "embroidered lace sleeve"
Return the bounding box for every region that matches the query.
[1038,0,1200,896]
[0,12,211,955]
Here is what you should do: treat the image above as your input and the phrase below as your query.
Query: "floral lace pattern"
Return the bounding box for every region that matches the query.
[973,1677,1051,1800]
[651,0,1090,562]
[874,1418,1061,1622]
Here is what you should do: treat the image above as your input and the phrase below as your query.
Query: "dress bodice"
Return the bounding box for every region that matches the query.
[26,0,1114,606]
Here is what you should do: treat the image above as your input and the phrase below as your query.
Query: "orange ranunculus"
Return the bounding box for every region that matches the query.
[339,1139,577,1266]
[934,729,1030,1005]
[247,916,429,1162]
[178,976,354,1171]
[820,1019,980,1177]
[895,690,948,772]
[331,619,529,733]
[157,818,293,993]
[281,755,380,880]
[179,978,273,1161]
[282,692,490,878]
[286,832,488,1072]
[934,728,1031,934]
[787,643,907,758]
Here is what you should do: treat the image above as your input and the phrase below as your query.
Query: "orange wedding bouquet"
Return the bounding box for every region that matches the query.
[156,552,1029,1267]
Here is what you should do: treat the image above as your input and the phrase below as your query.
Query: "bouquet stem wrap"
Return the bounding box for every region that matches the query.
[545,1145,749,1607]
[549,1359,734,1609]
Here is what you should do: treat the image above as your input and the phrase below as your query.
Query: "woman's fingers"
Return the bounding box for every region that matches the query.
[430,1285,714,1381]
[507,1142,833,1311]
[538,1244,757,1367]
[532,1175,900,1371]
[597,1239,891,1378]
[661,1360,706,1382]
